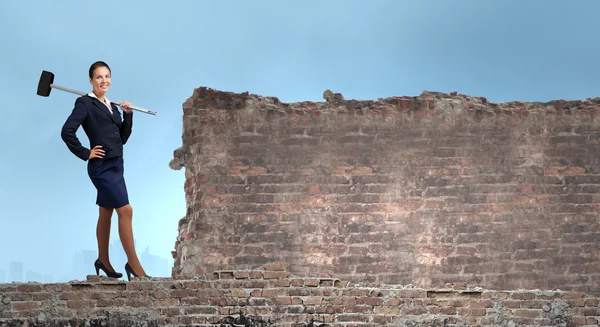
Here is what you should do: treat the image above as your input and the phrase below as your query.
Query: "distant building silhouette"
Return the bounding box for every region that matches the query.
[108,239,170,277]
[9,261,23,282]
[141,246,170,277]
[44,274,54,283]
[71,250,96,280]
[26,271,43,282]
[107,238,129,274]
[0,238,174,284]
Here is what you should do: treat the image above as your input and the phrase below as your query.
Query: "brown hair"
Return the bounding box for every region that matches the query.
[89,61,111,79]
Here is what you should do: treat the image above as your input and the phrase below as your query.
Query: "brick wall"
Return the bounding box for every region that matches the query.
[1,265,599,326]
[4,88,600,326]
[169,87,600,296]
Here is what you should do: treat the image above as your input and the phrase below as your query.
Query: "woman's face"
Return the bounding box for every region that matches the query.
[90,66,111,95]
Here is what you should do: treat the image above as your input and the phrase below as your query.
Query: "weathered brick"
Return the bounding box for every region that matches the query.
[514,309,541,319]
[126,281,153,291]
[12,302,39,311]
[184,306,217,315]
[262,271,290,279]
[337,314,370,322]
[563,291,586,299]
[357,297,384,306]
[170,289,197,298]
[274,296,292,305]
[248,271,262,279]
[585,299,599,306]
[510,293,536,300]
[261,289,281,297]
[152,299,180,307]
[304,279,320,287]
[571,317,588,325]
[229,289,247,297]
[8,293,33,301]
[304,296,323,305]
[403,305,427,315]
[16,285,43,293]
[29,293,51,302]
[66,300,94,309]
[152,291,169,299]
[332,297,356,306]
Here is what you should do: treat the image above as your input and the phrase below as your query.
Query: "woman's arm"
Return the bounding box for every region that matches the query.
[61,97,90,161]
[120,111,133,144]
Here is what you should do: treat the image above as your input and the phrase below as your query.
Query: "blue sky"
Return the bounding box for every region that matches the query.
[1,0,599,282]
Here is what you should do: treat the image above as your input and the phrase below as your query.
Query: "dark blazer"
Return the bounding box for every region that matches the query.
[61,94,133,161]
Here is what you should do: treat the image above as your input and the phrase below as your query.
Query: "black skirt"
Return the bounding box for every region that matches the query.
[87,156,129,209]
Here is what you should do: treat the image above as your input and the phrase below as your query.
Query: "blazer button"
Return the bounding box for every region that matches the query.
[114,132,118,134]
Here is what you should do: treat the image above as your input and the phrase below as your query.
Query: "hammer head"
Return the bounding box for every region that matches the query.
[37,70,54,96]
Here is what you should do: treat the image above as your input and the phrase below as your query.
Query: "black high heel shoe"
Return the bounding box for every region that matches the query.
[94,259,123,278]
[124,262,151,281]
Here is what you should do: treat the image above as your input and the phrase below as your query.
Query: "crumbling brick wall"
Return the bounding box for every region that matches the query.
[3,87,600,326]
[169,87,600,295]
[1,265,599,326]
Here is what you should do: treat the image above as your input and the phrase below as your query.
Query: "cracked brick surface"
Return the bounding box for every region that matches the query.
[170,87,600,295]
[1,265,599,326]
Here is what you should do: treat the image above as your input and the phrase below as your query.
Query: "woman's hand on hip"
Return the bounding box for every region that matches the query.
[120,100,133,114]
[89,145,104,160]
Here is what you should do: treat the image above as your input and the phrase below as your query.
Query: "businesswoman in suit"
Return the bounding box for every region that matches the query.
[61,61,148,281]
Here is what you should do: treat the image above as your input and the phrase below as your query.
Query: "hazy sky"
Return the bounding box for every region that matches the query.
[1,0,599,281]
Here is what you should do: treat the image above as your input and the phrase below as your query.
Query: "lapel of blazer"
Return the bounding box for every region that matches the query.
[110,102,122,125]
[89,96,120,125]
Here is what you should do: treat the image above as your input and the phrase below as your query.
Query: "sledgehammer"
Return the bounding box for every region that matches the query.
[36,70,157,115]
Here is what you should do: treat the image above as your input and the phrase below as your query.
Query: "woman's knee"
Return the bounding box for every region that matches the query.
[116,204,133,218]
[99,206,114,219]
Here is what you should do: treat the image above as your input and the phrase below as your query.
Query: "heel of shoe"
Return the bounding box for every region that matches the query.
[94,259,101,275]
[94,259,123,279]
[125,263,135,281]
[124,263,151,281]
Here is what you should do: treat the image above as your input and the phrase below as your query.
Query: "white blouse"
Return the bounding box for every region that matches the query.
[87,92,113,114]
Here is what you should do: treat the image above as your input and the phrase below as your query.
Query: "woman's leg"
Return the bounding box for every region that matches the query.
[116,203,147,276]
[97,206,117,272]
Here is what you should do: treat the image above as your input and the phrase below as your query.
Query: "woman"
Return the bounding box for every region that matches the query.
[61,61,149,281]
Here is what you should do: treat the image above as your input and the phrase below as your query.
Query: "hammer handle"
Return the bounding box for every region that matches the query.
[51,83,157,115]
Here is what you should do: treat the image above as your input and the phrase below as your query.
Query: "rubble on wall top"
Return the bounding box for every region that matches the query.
[183,86,600,114]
